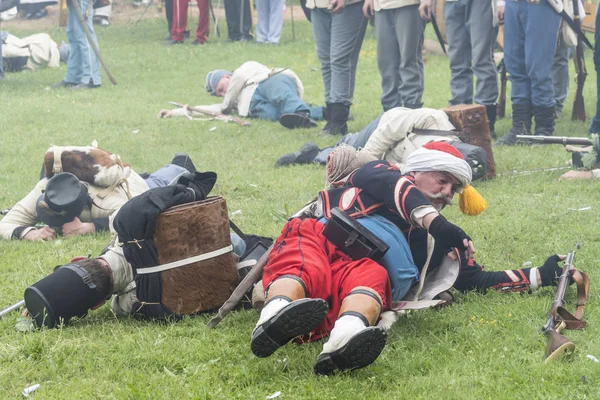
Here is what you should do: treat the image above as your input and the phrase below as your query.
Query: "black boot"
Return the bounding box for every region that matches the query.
[485,104,497,139]
[323,103,349,135]
[533,106,556,136]
[322,103,332,131]
[279,112,317,129]
[275,143,321,167]
[495,103,532,146]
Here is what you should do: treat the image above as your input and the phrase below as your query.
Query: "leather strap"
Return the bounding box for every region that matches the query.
[53,147,63,174]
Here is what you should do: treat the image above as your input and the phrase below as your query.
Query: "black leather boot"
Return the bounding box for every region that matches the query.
[485,104,497,139]
[533,106,556,136]
[323,103,349,135]
[495,103,532,146]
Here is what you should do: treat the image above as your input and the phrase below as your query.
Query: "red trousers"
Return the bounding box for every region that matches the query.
[262,218,392,341]
[171,0,209,42]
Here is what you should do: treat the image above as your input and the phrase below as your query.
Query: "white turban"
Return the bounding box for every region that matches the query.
[402,145,472,189]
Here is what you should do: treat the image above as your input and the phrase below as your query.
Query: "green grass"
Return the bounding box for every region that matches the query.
[1,18,600,399]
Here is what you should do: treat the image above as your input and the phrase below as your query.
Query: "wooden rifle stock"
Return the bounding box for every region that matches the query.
[542,246,590,362]
[572,0,587,122]
[497,59,507,119]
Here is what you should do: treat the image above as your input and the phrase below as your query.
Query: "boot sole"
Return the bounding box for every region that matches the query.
[251,298,328,358]
[314,327,387,375]
[279,113,318,129]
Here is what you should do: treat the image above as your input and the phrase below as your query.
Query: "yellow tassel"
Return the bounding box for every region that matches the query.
[459,185,487,216]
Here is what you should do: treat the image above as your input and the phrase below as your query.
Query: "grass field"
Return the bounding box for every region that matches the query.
[1,15,600,399]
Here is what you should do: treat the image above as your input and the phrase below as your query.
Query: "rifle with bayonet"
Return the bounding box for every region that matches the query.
[497,58,507,119]
[572,0,588,122]
[543,244,590,362]
[516,135,597,146]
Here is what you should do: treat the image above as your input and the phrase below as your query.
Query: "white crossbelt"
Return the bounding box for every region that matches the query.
[136,245,233,275]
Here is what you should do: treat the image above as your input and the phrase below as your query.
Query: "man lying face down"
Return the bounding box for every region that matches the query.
[158,61,326,129]
[0,147,197,242]
[251,141,568,375]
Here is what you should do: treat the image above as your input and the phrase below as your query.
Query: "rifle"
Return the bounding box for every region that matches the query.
[0,300,25,319]
[543,244,590,362]
[516,135,596,146]
[571,0,588,122]
[496,58,507,119]
[168,102,252,127]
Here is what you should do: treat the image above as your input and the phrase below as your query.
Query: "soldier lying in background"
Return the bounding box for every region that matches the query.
[0,146,197,241]
[158,61,326,129]
[275,107,489,181]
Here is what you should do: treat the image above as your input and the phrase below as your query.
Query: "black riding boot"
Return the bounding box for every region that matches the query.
[495,103,532,146]
[533,106,556,136]
[323,103,349,135]
[485,104,497,139]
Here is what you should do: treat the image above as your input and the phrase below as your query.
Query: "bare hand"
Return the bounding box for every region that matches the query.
[495,6,504,23]
[62,217,96,237]
[23,226,56,241]
[418,0,433,21]
[559,170,594,180]
[362,0,374,17]
[463,238,475,259]
[329,0,346,14]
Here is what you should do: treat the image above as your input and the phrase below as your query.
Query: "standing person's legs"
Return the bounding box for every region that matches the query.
[327,3,367,133]
[195,0,210,43]
[65,4,84,84]
[496,0,532,144]
[467,0,498,132]
[524,0,560,135]
[329,3,367,105]
[468,0,498,107]
[256,0,270,43]
[165,0,174,34]
[77,0,101,85]
[311,8,333,103]
[395,5,424,108]
[376,9,402,111]
[224,0,242,40]
[267,0,284,43]
[444,0,472,105]
[172,0,189,42]
[552,44,570,115]
[241,0,253,39]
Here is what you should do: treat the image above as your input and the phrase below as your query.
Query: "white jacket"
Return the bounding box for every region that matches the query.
[222,61,304,117]
[362,107,459,170]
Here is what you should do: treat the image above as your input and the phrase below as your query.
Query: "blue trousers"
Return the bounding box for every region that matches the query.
[504,0,560,107]
[256,0,284,44]
[249,74,324,121]
[444,0,498,106]
[314,113,383,164]
[144,164,189,188]
[65,0,101,85]
[590,4,600,133]
[0,38,4,79]
[311,3,367,105]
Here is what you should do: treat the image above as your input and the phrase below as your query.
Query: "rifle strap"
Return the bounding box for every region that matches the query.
[572,269,590,320]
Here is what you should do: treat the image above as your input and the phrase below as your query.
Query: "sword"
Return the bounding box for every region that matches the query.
[547,0,594,51]
[430,12,447,55]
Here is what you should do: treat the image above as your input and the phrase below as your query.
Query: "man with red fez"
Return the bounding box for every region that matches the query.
[250,141,565,375]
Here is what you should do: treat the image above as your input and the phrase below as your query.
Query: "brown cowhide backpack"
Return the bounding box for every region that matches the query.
[43,145,130,189]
